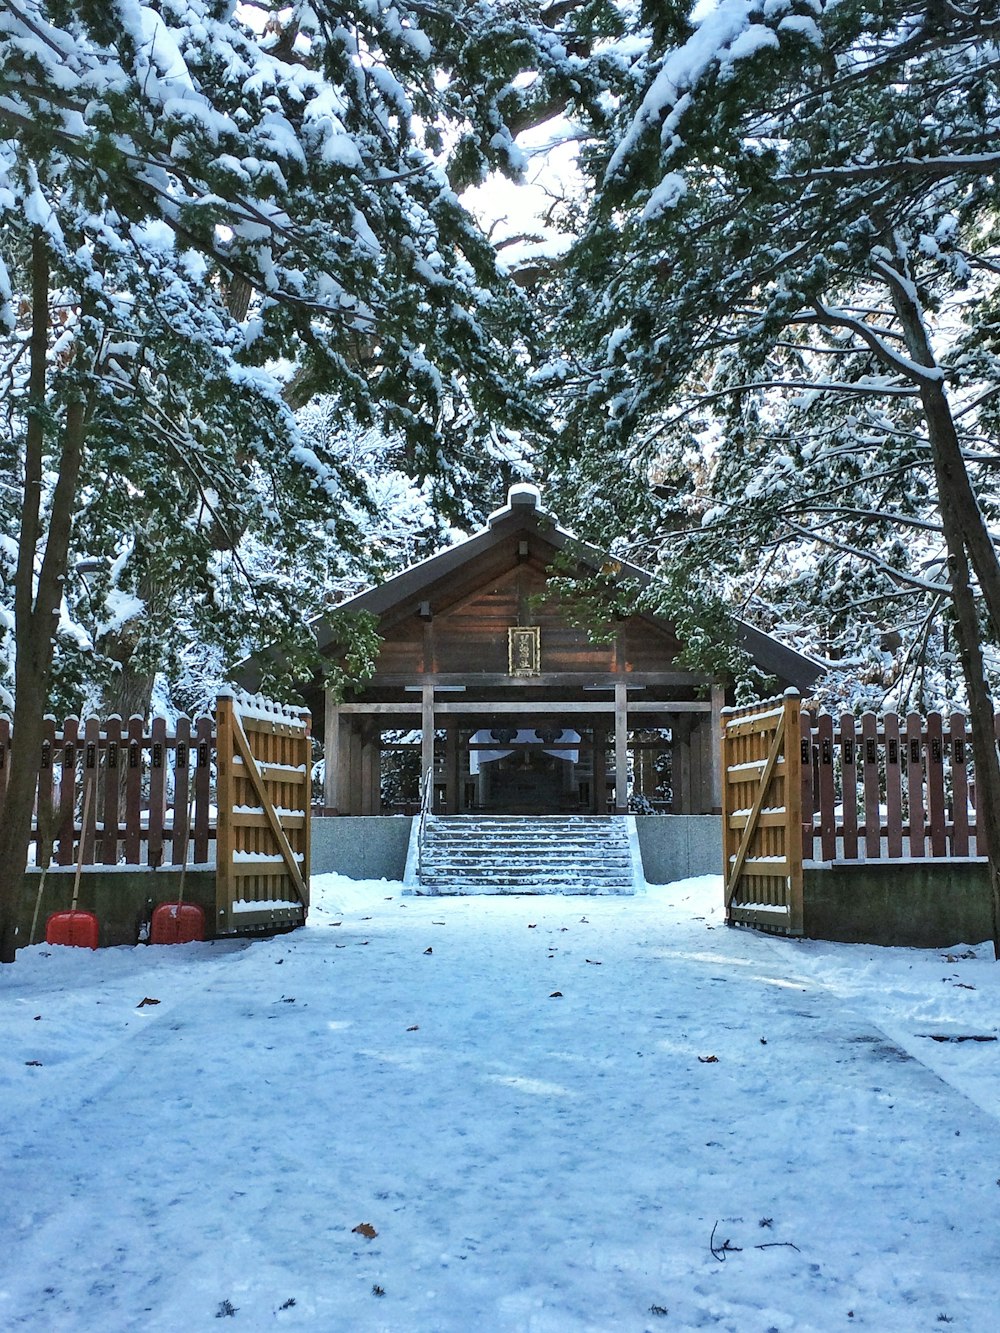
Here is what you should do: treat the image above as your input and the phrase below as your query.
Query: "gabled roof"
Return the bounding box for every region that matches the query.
[309,483,823,691]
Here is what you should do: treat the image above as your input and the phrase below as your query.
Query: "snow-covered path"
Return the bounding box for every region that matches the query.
[2,876,1000,1332]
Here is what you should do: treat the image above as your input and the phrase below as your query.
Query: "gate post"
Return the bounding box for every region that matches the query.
[215,692,235,935]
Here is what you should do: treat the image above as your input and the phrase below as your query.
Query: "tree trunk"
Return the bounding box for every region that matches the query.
[0,235,92,962]
[882,270,1000,957]
[881,262,1000,645]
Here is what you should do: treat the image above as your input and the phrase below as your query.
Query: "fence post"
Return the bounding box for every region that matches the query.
[56,718,79,865]
[82,716,100,864]
[951,712,970,856]
[800,708,814,861]
[193,715,213,865]
[840,713,858,860]
[906,710,926,857]
[302,711,313,901]
[817,711,836,861]
[784,690,804,937]
[215,693,235,935]
[171,716,191,865]
[36,717,56,868]
[102,715,122,865]
[926,712,947,856]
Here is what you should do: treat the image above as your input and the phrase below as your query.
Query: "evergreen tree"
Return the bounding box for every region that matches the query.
[0,0,589,960]
[554,0,1000,950]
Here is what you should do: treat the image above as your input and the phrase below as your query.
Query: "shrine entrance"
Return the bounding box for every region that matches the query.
[238,484,821,817]
[470,727,584,814]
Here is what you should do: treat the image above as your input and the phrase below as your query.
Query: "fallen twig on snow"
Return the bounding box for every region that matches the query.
[710,1220,742,1262]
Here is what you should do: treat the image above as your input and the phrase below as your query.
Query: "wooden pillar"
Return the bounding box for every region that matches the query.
[445,724,459,814]
[421,684,435,798]
[614,680,628,813]
[592,726,607,813]
[347,721,362,816]
[360,724,375,815]
[337,715,353,815]
[710,684,725,814]
[323,691,340,813]
[673,715,691,813]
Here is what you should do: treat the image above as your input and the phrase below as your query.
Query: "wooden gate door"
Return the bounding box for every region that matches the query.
[722,690,804,935]
[215,691,311,934]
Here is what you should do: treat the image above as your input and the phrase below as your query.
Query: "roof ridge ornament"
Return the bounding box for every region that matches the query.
[487,481,543,527]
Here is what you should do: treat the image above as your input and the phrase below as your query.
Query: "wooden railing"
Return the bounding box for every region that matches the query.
[6,712,216,869]
[801,708,983,861]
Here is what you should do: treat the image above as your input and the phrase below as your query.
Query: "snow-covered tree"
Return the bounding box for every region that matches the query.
[553,0,1000,950]
[0,0,592,960]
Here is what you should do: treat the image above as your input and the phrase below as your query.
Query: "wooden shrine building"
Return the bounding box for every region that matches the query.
[246,485,821,817]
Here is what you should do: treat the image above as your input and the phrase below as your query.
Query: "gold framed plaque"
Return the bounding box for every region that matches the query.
[508,625,541,676]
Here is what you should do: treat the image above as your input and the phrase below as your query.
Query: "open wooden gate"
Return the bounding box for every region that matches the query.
[722,690,803,935]
[215,690,311,935]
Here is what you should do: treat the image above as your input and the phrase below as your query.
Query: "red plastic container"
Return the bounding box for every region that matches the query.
[45,910,99,950]
[150,902,206,945]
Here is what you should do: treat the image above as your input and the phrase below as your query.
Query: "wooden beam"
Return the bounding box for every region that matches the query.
[614,678,628,813]
[421,683,435,787]
[323,692,339,811]
[363,671,710,689]
[710,684,725,814]
[336,699,712,715]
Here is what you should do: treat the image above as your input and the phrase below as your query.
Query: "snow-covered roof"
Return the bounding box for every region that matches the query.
[311,484,822,690]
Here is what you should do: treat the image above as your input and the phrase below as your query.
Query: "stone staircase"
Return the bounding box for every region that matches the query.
[412,815,638,895]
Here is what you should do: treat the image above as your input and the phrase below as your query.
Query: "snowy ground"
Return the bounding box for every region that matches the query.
[2,876,1000,1333]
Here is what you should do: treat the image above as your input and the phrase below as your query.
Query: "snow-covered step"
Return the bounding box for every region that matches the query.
[412,815,639,896]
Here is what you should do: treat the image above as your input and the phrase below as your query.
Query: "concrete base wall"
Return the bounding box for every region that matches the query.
[635,815,722,885]
[803,860,993,948]
[311,816,413,882]
[17,868,217,949]
[313,814,722,888]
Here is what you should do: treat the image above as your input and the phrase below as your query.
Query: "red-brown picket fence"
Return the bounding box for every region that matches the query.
[800,707,986,862]
[0,713,216,869]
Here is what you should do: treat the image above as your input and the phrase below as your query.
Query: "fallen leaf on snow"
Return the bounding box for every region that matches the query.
[137,997,161,1008]
[352,1223,377,1239]
[549,991,563,998]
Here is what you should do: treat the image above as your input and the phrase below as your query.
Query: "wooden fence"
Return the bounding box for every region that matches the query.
[5,712,216,869]
[723,693,991,934]
[801,707,981,862]
[721,691,804,935]
[215,691,311,934]
[2,690,311,935]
